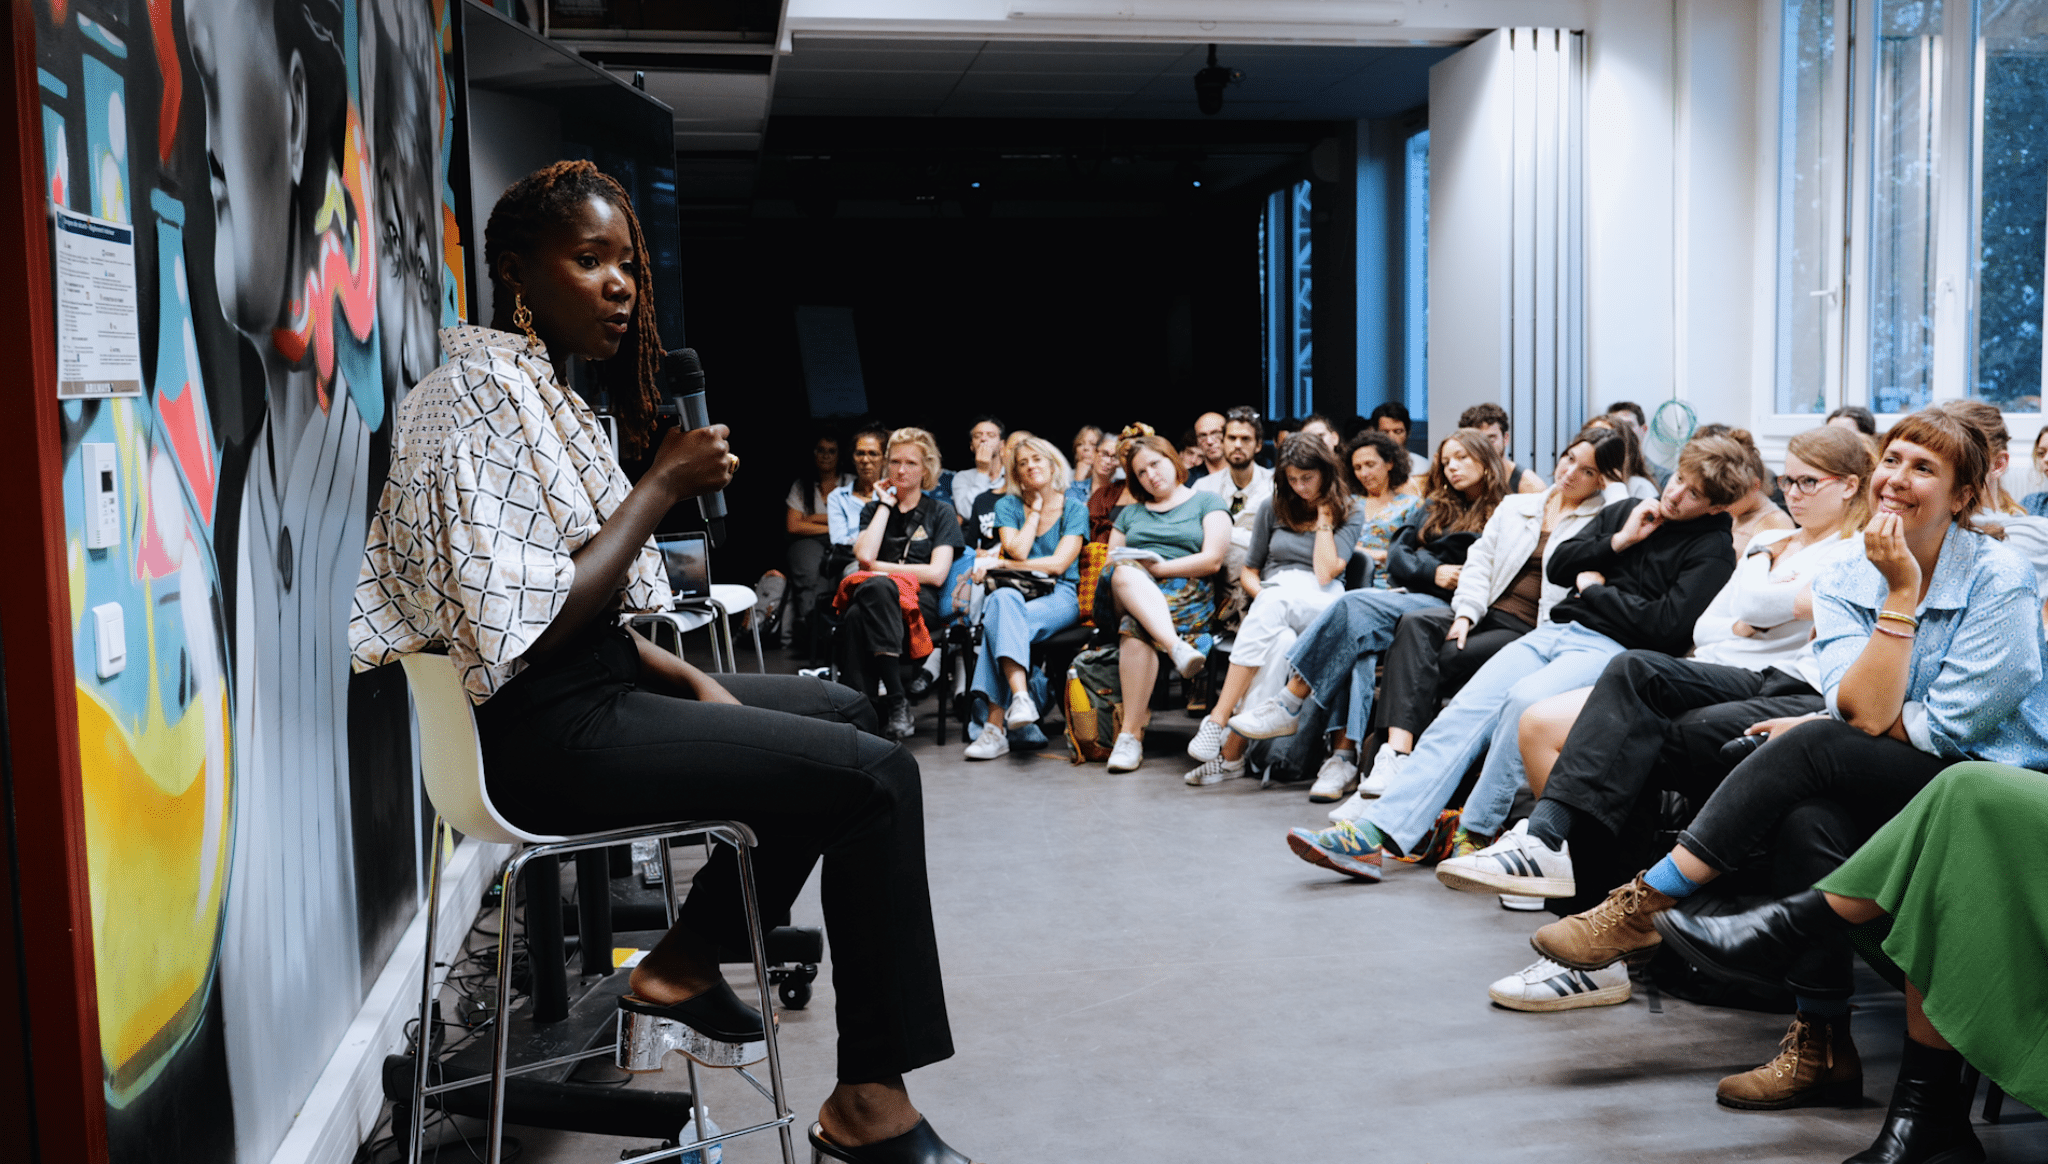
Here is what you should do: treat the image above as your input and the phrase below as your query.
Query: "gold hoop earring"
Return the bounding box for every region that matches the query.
[513,293,539,350]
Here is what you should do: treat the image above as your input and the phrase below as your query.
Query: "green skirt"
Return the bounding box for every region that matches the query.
[1816,761,2048,1115]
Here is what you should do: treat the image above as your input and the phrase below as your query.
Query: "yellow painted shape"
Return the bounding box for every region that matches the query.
[613,948,642,969]
[78,681,233,1098]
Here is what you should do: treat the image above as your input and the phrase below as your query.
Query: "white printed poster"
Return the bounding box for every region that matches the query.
[53,205,143,398]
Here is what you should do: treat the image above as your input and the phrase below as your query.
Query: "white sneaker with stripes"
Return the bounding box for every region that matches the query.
[1435,819,1576,898]
[1488,957,1631,1012]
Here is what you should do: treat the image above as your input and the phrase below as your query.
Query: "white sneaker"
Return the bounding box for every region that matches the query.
[1185,756,1246,786]
[1170,639,1207,679]
[1358,742,1407,798]
[1186,718,1227,761]
[1228,698,1300,740]
[1106,732,1144,772]
[1327,787,1372,824]
[1487,957,1630,1012]
[962,721,1010,761]
[1007,690,1040,727]
[1307,753,1359,803]
[1435,820,1576,898]
[1499,894,1547,911]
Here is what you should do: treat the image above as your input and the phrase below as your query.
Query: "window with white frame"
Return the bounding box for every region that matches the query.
[1774,0,2048,422]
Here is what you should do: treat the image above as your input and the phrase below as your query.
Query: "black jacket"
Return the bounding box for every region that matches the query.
[1387,507,1483,601]
[1545,498,1736,655]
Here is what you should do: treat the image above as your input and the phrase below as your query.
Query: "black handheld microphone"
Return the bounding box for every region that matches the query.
[661,347,727,546]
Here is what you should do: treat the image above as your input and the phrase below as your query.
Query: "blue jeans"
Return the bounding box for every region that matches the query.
[1361,621,1627,852]
[971,585,1081,710]
[1283,589,1449,739]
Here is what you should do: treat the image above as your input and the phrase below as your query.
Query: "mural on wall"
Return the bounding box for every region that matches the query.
[33,0,465,1159]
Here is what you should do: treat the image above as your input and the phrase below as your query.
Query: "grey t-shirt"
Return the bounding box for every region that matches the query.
[1246,497,1366,582]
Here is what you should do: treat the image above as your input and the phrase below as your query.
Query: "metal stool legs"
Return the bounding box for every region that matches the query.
[407,820,795,1164]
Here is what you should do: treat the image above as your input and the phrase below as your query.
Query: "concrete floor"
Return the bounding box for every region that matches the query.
[463,647,2043,1164]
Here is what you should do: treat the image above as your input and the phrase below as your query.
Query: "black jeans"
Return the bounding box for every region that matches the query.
[1539,650,1824,915]
[1677,717,1950,996]
[835,575,939,699]
[1377,605,1533,737]
[475,624,954,1081]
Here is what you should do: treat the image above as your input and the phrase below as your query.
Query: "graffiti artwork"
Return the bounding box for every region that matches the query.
[32,0,465,1158]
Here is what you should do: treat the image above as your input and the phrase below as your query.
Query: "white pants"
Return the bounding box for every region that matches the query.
[1233,570,1343,670]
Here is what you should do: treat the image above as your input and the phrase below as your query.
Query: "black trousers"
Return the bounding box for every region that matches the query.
[475,624,954,1081]
[1376,605,1533,737]
[835,575,938,698]
[1676,717,1951,996]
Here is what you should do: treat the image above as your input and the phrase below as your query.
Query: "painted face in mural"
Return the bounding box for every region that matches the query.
[370,0,443,393]
[495,194,639,365]
[186,0,297,333]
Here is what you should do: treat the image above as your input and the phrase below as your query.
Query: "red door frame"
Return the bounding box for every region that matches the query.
[0,0,113,1159]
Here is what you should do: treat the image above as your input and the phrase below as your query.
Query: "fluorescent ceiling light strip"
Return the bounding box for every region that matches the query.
[1007,1,1405,25]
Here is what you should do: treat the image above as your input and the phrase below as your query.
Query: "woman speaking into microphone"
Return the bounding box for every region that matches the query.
[348,161,974,1164]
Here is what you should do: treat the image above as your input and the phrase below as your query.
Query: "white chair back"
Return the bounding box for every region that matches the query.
[399,653,567,845]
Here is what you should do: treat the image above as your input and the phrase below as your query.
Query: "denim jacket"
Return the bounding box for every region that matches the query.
[1813,525,2048,767]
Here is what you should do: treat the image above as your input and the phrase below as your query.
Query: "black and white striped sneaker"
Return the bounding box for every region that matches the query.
[1436,819,1575,897]
[1487,957,1631,1012]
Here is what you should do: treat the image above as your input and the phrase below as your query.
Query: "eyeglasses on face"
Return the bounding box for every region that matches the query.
[1776,474,1842,496]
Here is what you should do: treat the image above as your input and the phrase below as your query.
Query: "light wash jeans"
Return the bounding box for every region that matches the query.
[1361,621,1627,852]
[971,584,1081,712]
[1283,588,1449,738]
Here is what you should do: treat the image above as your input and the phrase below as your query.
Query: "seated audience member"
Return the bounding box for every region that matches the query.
[1371,401,1432,480]
[1069,425,1104,502]
[825,425,889,567]
[951,415,1006,518]
[1298,413,1341,453]
[1101,434,1233,773]
[1191,406,1276,537]
[2024,423,2048,517]
[1652,763,2048,1162]
[1190,412,1226,482]
[1584,413,1661,500]
[840,427,965,739]
[1460,402,1547,494]
[1182,436,1365,785]
[1225,431,1510,794]
[1826,403,1878,435]
[1277,435,1751,882]
[1332,425,1633,814]
[1444,425,1870,1009]
[1695,425,1795,552]
[1345,430,1426,585]
[1935,402,2048,602]
[1524,410,2048,1113]
[1086,425,1141,542]
[1605,399,1647,442]
[963,429,1032,554]
[1179,429,1206,475]
[962,436,1089,760]
[785,430,854,647]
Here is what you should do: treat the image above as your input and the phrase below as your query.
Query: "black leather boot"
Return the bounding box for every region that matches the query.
[1845,1038,1984,1164]
[1651,887,1850,995]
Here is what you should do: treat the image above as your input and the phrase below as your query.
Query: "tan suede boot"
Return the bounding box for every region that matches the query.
[1530,873,1675,970]
[1716,1012,1863,1110]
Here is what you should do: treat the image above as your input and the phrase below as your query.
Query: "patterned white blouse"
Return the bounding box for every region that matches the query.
[349,325,671,702]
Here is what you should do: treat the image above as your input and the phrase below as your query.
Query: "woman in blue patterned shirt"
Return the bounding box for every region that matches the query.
[1345,429,1425,587]
[1528,408,2048,1114]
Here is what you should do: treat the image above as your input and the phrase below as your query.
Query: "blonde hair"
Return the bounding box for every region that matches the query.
[1004,435,1073,497]
[886,427,943,491]
[1785,425,1875,531]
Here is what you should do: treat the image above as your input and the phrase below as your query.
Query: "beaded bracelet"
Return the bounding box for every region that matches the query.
[1876,609,1919,629]
[1874,623,1916,640]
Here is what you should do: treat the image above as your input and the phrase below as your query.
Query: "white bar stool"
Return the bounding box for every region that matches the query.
[399,652,796,1164]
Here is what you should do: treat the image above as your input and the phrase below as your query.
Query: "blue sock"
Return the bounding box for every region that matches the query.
[1644,855,1701,899]
[1796,995,1850,1018]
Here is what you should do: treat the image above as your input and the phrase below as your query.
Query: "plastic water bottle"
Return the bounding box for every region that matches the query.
[679,1107,722,1164]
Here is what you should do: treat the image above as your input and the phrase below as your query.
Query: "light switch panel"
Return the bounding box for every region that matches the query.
[92,602,126,679]
[82,442,119,549]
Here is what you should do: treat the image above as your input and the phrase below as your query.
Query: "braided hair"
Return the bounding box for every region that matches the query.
[483,160,663,456]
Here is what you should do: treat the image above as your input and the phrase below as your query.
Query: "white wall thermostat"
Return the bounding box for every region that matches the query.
[91,601,126,679]
[82,442,119,550]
